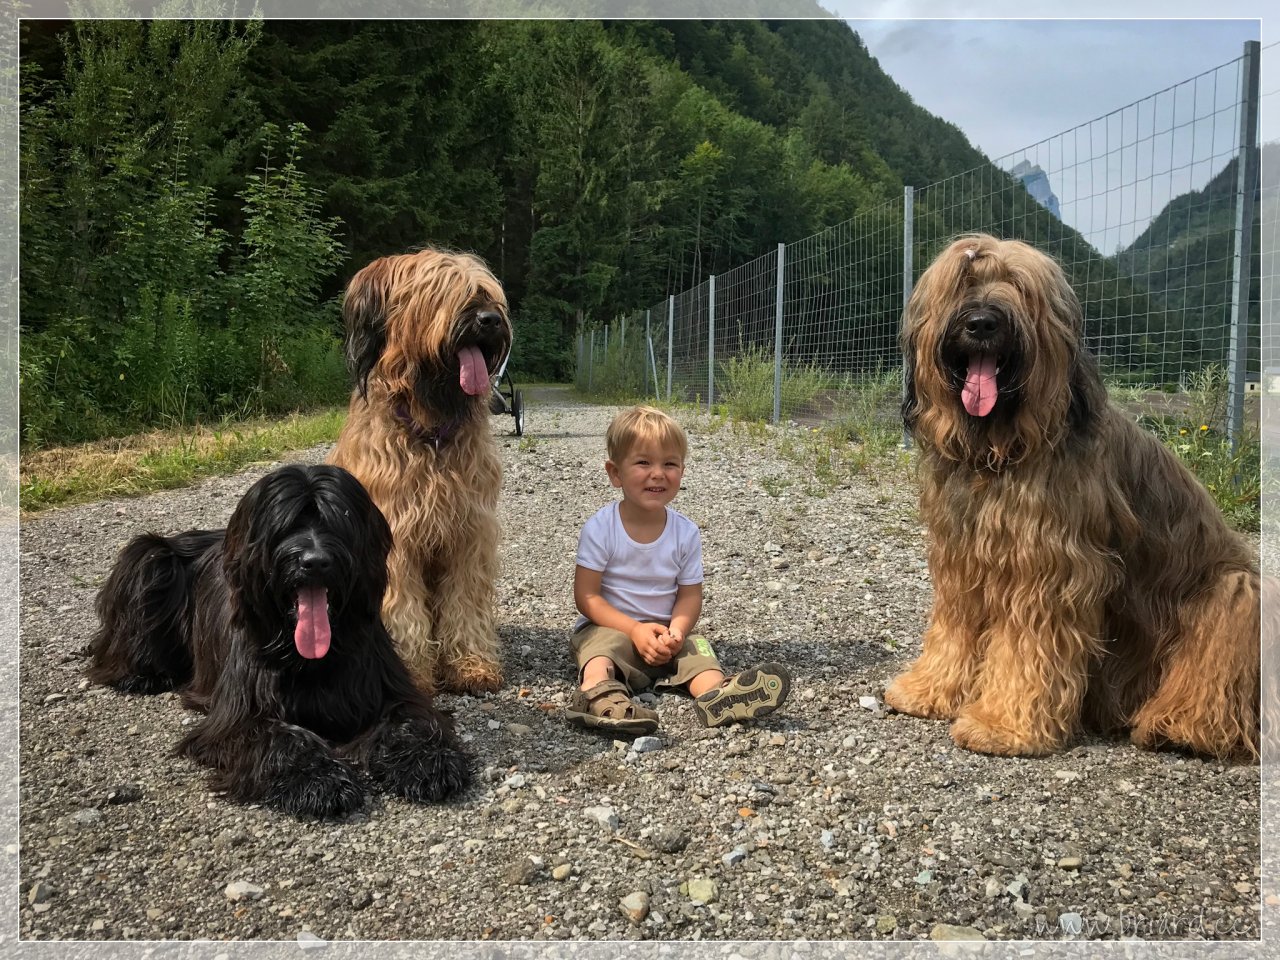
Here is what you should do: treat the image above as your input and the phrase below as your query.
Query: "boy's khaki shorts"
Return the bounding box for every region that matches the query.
[571,624,722,693]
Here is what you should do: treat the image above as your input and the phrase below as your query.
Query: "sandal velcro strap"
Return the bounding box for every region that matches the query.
[566,679,659,736]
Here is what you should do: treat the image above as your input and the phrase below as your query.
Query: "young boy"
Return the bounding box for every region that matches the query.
[565,405,791,735]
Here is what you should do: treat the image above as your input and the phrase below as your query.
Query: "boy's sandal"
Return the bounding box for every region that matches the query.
[693,662,792,728]
[566,679,659,736]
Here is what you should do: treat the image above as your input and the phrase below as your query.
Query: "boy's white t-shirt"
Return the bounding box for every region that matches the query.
[574,502,703,632]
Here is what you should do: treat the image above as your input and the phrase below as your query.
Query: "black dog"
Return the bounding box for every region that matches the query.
[87,464,472,817]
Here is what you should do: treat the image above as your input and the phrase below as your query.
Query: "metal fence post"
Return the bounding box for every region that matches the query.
[646,309,660,399]
[707,276,716,413]
[666,295,674,402]
[773,242,785,425]
[902,186,915,451]
[588,329,595,391]
[1227,39,1259,454]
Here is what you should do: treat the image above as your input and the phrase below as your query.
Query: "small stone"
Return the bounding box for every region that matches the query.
[930,924,985,941]
[90,919,105,932]
[505,858,539,885]
[297,931,326,949]
[722,846,747,867]
[820,830,835,850]
[652,827,688,853]
[769,734,787,747]
[1007,874,1029,899]
[351,891,373,910]
[765,581,784,594]
[71,808,102,828]
[858,696,880,711]
[584,806,619,830]
[984,878,1003,899]
[551,864,573,882]
[28,881,54,905]
[1053,770,1081,782]
[915,870,933,885]
[462,839,485,855]
[1059,912,1084,935]
[105,783,142,805]
[876,915,897,934]
[503,773,526,789]
[687,877,717,904]
[146,908,163,920]
[631,736,663,754]
[224,881,264,902]
[43,693,66,704]
[619,891,650,924]
[1058,856,1083,871]
[505,723,532,736]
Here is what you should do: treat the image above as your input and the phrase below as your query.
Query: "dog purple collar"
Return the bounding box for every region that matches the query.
[393,402,461,451]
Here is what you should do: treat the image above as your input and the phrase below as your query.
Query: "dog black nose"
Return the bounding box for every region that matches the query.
[299,548,333,575]
[475,309,503,328]
[965,313,999,338]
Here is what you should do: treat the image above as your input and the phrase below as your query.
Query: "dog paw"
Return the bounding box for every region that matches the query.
[264,756,368,819]
[950,712,1059,757]
[883,673,959,720]
[439,659,504,696]
[382,745,473,803]
[364,718,474,802]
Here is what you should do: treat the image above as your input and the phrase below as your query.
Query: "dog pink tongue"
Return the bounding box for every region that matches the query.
[294,585,331,659]
[458,345,489,397]
[962,353,998,417]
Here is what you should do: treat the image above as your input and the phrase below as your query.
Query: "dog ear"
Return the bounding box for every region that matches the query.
[1066,341,1105,435]
[900,331,919,432]
[223,468,299,604]
[342,259,392,398]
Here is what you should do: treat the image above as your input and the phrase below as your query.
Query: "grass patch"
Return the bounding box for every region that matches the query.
[20,407,347,515]
[715,345,835,423]
[1147,364,1260,532]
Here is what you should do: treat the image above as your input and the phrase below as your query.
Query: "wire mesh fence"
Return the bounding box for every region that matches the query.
[578,42,1263,446]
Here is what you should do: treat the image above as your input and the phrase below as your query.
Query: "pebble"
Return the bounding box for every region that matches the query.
[71,808,102,828]
[1058,856,1083,871]
[1053,770,1081,782]
[722,846,747,867]
[1059,912,1084,935]
[631,736,663,754]
[930,924,984,941]
[224,881,264,902]
[876,915,897,934]
[505,723,532,736]
[104,783,142,805]
[28,882,54,905]
[504,858,539,886]
[551,864,573,882]
[651,826,688,853]
[584,806,619,830]
[619,891,650,924]
[686,877,717,904]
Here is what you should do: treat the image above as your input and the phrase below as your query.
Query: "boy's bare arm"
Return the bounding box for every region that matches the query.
[667,582,703,644]
[574,565,674,666]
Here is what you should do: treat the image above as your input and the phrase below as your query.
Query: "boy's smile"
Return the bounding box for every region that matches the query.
[606,446,685,517]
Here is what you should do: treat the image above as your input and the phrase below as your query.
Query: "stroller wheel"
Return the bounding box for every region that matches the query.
[512,389,525,436]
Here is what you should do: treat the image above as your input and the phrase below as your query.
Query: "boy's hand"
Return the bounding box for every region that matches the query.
[630,622,675,666]
[665,627,685,656]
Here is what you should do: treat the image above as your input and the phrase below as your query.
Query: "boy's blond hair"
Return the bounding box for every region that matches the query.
[606,406,688,463]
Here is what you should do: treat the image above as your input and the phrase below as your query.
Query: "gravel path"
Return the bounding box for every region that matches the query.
[16,386,1262,944]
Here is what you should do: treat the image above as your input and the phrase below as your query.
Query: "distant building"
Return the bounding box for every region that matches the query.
[1010,160,1062,220]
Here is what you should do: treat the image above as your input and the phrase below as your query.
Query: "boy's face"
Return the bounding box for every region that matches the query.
[605,443,685,514]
